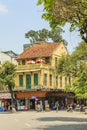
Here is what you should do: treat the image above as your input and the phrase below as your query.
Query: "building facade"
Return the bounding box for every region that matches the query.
[15,42,69,91]
[13,42,74,111]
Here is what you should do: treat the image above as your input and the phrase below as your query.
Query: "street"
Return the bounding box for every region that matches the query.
[0,110,87,130]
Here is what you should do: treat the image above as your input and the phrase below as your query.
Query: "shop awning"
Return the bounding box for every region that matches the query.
[0,93,11,99]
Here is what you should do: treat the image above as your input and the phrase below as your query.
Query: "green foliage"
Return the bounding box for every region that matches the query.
[25,28,67,45]
[73,62,87,98]
[71,41,87,61]
[57,55,72,76]
[0,61,16,102]
[37,0,87,43]
[57,41,87,98]
[25,30,39,44]
[0,61,16,91]
[65,84,72,93]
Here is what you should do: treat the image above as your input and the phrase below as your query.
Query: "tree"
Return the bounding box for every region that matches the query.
[25,28,67,45]
[73,62,87,99]
[37,0,87,43]
[0,61,16,104]
[25,30,38,44]
[25,29,49,43]
[57,55,72,77]
[57,41,87,98]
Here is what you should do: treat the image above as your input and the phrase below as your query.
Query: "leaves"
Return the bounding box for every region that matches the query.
[25,28,67,44]
[56,41,87,98]
[37,0,87,43]
[0,61,16,103]
[37,0,44,5]
[0,61,16,88]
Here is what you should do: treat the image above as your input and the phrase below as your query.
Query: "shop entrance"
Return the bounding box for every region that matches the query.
[30,99,35,110]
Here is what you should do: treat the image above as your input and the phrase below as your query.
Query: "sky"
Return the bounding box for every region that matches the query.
[0,0,82,54]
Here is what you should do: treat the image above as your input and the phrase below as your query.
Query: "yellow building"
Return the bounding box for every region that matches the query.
[15,42,68,91]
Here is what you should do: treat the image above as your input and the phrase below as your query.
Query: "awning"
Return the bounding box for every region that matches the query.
[0,93,11,99]
[36,59,45,64]
[27,60,35,64]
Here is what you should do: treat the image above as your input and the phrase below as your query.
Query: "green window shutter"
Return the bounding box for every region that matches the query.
[19,75,23,87]
[45,57,50,64]
[68,77,71,85]
[65,77,67,86]
[55,57,57,65]
[34,74,38,85]
[56,76,58,87]
[22,60,25,65]
[26,75,31,89]
[44,74,47,86]
[49,74,52,86]
[60,76,62,87]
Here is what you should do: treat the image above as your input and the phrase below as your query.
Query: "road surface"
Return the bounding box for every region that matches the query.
[0,110,87,130]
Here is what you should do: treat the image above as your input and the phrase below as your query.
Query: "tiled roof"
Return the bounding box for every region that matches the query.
[3,50,18,57]
[17,42,61,60]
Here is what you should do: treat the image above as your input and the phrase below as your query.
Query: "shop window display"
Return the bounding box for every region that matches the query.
[17,99,28,111]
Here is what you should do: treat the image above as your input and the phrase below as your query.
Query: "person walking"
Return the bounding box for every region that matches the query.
[55,101,59,112]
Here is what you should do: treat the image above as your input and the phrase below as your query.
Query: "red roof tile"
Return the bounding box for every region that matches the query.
[17,42,60,60]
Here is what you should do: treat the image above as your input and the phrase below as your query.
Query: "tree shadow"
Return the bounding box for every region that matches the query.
[37,124,87,130]
[37,116,87,122]
[36,116,87,130]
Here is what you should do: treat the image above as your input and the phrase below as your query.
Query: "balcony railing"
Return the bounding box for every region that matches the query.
[16,64,51,70]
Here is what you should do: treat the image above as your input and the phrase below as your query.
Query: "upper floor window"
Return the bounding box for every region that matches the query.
[56,76,58,87]
[65,77,67,86]
[34,73,38,86]
[49,74,52,86]
[19,75,23,87]
[68,77,71,85]
[55,57,58,66]
[45,57,50,64]
[60,76,62,87]
[44,74,47,86]
[22,60,25,65]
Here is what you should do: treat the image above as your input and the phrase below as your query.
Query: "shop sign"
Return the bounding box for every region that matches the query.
[0,93,11,99]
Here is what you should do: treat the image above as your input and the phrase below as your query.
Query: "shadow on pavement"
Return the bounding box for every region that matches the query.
[37,124,87,130]
[37,116,87,122]
[36,116,87,130]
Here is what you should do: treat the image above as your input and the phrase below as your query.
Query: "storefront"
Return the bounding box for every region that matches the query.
[14,90,75,111]
[0,93,12,111]
[14,91,46,111]
[16,98,29,110]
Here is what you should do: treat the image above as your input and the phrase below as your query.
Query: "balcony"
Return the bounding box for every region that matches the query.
[16,64,53,73]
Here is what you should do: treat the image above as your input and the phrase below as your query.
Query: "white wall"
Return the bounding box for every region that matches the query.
[0,52,18,65]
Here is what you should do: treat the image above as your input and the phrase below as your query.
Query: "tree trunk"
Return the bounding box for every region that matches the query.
[8,86,16,110]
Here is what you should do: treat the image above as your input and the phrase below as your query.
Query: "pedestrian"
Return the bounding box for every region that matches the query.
[55,101,59,112]
[67,104,73,112]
